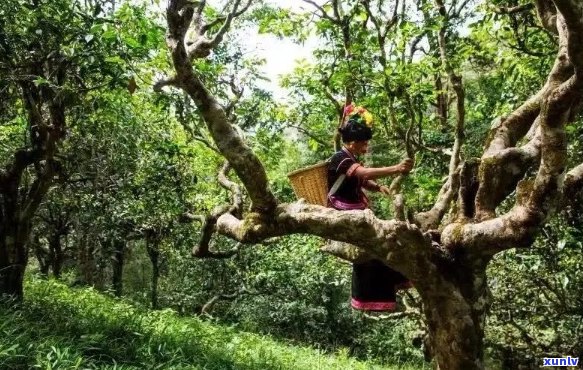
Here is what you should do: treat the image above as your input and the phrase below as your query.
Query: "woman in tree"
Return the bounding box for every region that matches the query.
[327,104,414,311]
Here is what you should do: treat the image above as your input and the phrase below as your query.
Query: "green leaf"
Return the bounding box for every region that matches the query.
[105,56,124,64]
[33,77,50,86]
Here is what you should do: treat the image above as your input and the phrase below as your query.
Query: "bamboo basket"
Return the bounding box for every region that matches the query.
[287,162,328,206]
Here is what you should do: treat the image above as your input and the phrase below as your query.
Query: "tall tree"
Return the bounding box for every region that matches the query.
[157,0,583,369]
[0,0,156,300]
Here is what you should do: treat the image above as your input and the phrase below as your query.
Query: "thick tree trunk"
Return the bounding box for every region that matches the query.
[0,252,26,300]
[421,261,489,370]
[111,239,125,297]
[425,296,486,370]
[0,222,31,301]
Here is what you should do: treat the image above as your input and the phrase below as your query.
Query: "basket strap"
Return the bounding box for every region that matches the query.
[328,174,345,197]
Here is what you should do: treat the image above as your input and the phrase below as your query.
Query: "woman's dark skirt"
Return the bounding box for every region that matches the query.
[351,259,411,311]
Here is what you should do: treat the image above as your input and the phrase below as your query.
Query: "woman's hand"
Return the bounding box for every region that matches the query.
[396,158,414,174]
[379,185,391,196]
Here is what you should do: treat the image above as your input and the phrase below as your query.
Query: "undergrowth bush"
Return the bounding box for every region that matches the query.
[158,235,427,367]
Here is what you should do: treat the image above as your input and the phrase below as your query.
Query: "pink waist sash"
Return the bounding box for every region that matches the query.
[328,194,368,210]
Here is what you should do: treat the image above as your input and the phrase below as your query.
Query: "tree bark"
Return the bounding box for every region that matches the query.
[0,221,30,301]
[32,236,50,277]
[151,257,159,310]
[146,240,160,309]
[0,79,65,298]
[421,259,489,370]
[48,233,64,278]
[76,233,95,286]
[1,182,34,300]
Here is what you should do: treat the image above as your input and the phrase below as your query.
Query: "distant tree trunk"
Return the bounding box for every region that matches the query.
[32,235,50,277]
[47,233,63,278]
[33,230,68,279]
[76,233,95,286]
[146,241,160,309]
[151,257,159,309]
[111,239,125,297]
[145,230,164,310]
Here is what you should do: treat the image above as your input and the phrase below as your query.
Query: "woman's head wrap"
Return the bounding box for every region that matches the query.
[338,103,374,143]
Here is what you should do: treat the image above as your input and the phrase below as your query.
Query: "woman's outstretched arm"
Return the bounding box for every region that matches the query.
[352,158,413,180]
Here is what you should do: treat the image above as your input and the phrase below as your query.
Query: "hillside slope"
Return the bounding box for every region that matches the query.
[0,279,423,370]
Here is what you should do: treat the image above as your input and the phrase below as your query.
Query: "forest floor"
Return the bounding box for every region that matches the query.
[0,278,424,370]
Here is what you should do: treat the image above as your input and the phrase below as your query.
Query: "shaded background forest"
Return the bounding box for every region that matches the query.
[1,0,582,369]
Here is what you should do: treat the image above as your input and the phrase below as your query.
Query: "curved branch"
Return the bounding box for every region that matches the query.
[474,12,577,220]
[535,0,558,34]
[201,16,226,34]
[492,3,534,15]
[215,202,432,282]
[179,212,206,224]
[192,161,243,258]
[191,204,231,258]
[553,0,583,52]
[166,0,277,212]
[153,76,180,92]
[474,129,542,220]
[415,169,460,231]
[527,11,583,214]
[441,203,543,255]
[482,1,578,159]
[436,0,465,175]
[207,0,249,49]
[301,0,340,24]
[217,161,243,218]
[414,0,465,230]
[201,286,251,315]
[286,123,328,147]
[552,0,583,76]
[361,0,400,64]
[563,162,583,199]
[445,8,583,256]
[388,99,415,222]
[320,71,342,115]
[320,240,373,263]
[186,0,252,59]
[483,94,543,157]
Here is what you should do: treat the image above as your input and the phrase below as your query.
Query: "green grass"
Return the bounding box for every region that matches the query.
[0,278,423,370]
